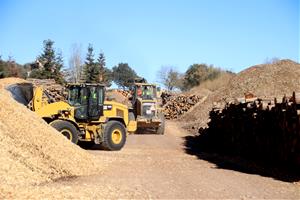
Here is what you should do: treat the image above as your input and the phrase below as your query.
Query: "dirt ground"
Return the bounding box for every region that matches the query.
[4,121,300,199]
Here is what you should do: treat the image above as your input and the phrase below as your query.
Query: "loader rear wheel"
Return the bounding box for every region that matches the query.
[101,121,126,151]
[50,120,79,144]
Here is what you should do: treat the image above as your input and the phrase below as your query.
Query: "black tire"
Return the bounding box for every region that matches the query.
[157,113,165,135]
[101,121,126,151]
[51,120,79,144]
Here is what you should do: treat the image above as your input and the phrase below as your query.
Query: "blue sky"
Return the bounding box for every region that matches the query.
[0,0,299,83]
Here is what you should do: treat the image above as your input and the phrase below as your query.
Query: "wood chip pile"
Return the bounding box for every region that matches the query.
[0,78,101,196]
[196,92,300,168]
[27,78,66,102]
[162,94,202,119]
[106,89,130,106]
[116,89,131,98]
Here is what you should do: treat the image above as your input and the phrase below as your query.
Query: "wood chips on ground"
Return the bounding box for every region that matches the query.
[0,78,101,198]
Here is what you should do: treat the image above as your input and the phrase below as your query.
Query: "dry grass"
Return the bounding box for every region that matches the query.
[190,72,235,93]
[184,72,234,99]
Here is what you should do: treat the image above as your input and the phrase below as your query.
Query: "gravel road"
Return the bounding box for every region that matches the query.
[8,121,300,199]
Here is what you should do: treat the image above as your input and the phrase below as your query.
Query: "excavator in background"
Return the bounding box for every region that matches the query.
[129,81,165,134]
[7,82,137,150]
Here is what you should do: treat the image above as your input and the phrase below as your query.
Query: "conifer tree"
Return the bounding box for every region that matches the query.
[97,52,105,82]
[83,44,99,83]
[30,39,64,83]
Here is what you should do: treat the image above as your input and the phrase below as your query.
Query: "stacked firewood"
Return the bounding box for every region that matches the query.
[161,92,173,105]
[27,78,66,102]
[163,94,201,119]
[198,92,300,168]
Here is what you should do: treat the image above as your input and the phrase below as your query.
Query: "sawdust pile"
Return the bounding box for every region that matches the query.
[181,59,300,133]
[0,78,100,195]
[106,89,131,106]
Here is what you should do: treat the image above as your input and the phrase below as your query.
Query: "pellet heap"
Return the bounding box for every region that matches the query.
[0,78,100,197]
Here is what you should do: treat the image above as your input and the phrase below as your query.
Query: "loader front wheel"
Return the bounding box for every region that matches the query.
[50,120,79,144]
[101,121,126,151]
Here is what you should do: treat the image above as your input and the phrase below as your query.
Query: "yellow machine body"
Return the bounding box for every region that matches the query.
[32,85,137,143]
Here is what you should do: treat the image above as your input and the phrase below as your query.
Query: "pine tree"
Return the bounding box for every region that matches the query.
[96,52,113,86]
[83,44,99,83]
[54,50,65,84]
[97,52,105,82]
[31,39,64,83]
[38,40,56,74]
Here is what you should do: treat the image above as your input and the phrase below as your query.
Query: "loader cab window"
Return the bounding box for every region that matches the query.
[88,86,104,105]
[97,87,104,105]
[88,86,104,121]
[68,86,104,106]
[68,86,88,106]
[136,86,142,97]
[141,85,157,100]
[67,85,104,121]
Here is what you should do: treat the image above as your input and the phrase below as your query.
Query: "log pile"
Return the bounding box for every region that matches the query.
[27,78,66,102]
[161,91,173,105]
[162,94,201,119]
[197,92,300,168]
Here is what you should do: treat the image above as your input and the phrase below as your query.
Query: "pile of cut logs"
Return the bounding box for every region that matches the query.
[198,92,300,168]
[27,78,66,102]
[161,92,172,105]
[162,94,201,119]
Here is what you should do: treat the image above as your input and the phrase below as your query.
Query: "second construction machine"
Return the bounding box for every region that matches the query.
[130,82,165,134]
[8,82,137,150]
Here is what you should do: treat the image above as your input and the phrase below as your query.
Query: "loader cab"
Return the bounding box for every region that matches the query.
[134,84,157,101]
[67,84,105,121]
[131,83,158,117]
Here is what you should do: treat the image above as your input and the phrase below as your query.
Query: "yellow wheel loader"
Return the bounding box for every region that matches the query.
[130,83,165,134]
[7,83,137,150]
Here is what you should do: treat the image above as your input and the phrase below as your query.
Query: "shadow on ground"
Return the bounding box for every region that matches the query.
[184,135,300,183]
[78,141,104,150]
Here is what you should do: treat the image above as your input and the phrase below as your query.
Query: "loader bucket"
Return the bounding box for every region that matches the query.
[6,83,34,106]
